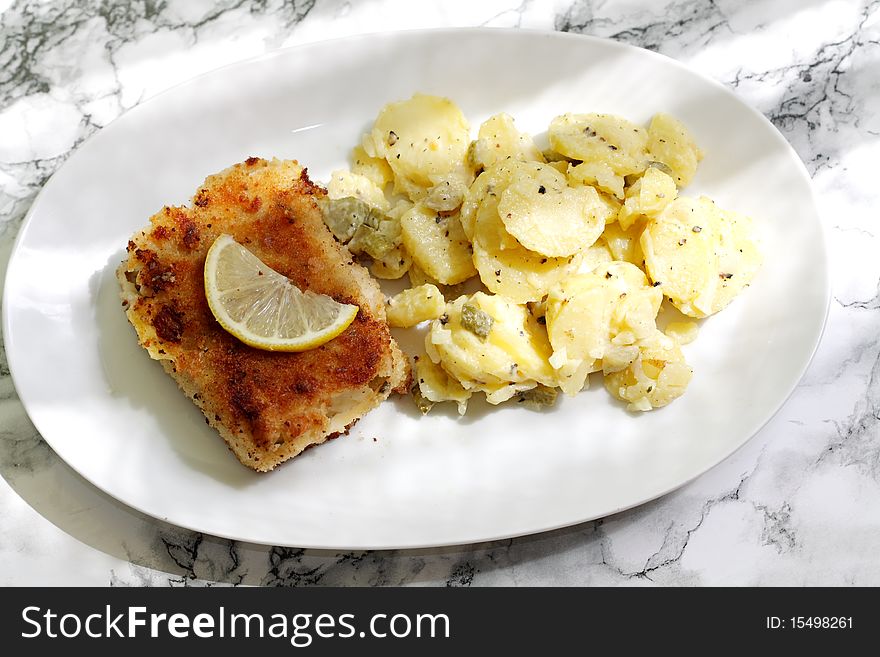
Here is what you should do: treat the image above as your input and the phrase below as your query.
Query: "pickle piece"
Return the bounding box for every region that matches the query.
[461,303,493,339]
[321,196,384,242]
[347,217,400,259]
[425,176,469,213]
[516,384,558,409]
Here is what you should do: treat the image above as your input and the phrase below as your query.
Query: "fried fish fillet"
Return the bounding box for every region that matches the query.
[118,157,410,472]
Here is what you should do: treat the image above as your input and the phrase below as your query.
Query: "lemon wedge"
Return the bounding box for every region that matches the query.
[204,234,358,351]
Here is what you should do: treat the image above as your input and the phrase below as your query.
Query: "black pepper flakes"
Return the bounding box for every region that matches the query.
[538,185,546,194]
[692,225,702,233]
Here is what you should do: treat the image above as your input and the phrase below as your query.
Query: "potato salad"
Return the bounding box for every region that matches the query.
[321,94,762,413]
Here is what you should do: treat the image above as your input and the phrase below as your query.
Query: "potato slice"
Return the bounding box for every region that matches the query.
[617,167,678,231]
[400,203,476,285]
[472,232,577,304]
[467,163,585,302]
[640,196,761,317]
[646,113,702,187]
[545,262,662,394]
[601,221,646,268]
[350,145,393,188]
[473,244,577,305]
[546,261,661,360]
[711,207,762,311]
[638,166,678,215]
[413,355,471,415]
[461,159,539,240]
[640,196,718,317]
[326,169,390,212]
[604,330,693,411]
[386,284,446,328]
[367,93,471,199]
[576,237,614,273]
[426,292,556,396]
[567,160,625,199]
[468,112,545,171]
[497,163,608,257]
[371,243,411,280]
[665,320,699,345]
[549,113,649,176]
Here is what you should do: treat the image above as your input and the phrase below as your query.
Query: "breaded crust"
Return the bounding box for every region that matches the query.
[118,157,410,472]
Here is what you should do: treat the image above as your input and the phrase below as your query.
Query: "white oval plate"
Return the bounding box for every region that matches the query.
[3,29,828,549]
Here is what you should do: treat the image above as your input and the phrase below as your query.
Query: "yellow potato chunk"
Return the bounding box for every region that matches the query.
[407,262,439,288]
[545,262,662,394]
[400,202,477,285]
[426,292,556,400]
[386,284,446,328]
[466,162,585,302]
[473,235,577,305]
[567,160,625,199]
[601,221,646,268]
[326,169,390,212]
[598,191,623,223]
[665,320,699,345]
[575,237,614,273]
[461,159,537,241]
[497,163,608,257]
[638,166,679,215]
[367,93,471,199]
[549,113,649,176]
[403,264,469,306]
[604,330,693,411]
[469,113,545,171]
[370,243,411,280]
[647,113,703,187]
[712,208,762,310]
[350,145,393,188]
[617,167,678,230]
[640,196,762,318]
[414,355,471,415]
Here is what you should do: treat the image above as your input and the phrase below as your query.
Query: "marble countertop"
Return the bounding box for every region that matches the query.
[1,0,878,586]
